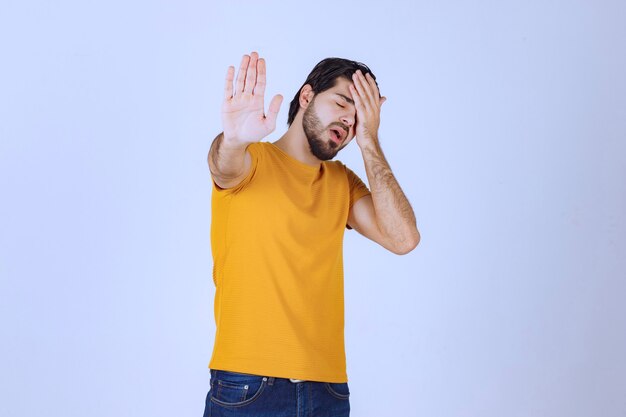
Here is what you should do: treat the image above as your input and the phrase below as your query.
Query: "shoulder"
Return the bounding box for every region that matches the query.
[211,142,265,194]
[248,141,265,156]
[329,160,364,182]
[325,159,348,174]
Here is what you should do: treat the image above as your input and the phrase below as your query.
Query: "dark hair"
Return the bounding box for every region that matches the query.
[287,57,379,126]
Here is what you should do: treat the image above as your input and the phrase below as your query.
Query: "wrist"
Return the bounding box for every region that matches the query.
[357,135,380,152]
[221,132,254,149]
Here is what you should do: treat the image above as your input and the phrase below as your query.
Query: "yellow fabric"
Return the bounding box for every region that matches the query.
[208,141,371,383]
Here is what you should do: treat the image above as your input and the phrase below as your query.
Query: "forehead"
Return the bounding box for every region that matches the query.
[325,77,354,103]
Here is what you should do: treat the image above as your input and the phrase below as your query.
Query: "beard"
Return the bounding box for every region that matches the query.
[302,97,343,161]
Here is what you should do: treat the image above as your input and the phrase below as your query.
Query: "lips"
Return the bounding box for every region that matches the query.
[329,128,346,143]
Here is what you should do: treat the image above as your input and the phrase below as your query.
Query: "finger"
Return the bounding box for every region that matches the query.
[380,97,387,108]
[357,71,376,105]
[365,73,381,104]
[224,65,234,100]
[235,54,250,95]
[244,51,258,95]
[348,84,364,111]
[254,57,267,97]
[351,72,371,109]
[265,94,283,128]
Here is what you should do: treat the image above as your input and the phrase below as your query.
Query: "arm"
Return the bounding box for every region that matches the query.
[347,142,420,255]
[347,70,420,255]
[207,132,251,189]
[208,51,283,189]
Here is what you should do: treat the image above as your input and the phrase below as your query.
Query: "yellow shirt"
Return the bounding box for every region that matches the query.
[208,141,371,383]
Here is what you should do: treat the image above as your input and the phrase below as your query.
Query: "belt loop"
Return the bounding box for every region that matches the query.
[267,377,275,386]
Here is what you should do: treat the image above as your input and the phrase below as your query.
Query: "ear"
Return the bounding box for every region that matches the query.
[298,84,315,109]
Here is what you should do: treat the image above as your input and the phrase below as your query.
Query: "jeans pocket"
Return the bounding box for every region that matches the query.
[324,382,350,400]
[210,370,268,407]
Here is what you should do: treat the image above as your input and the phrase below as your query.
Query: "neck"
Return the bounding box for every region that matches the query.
[272,119,321,167]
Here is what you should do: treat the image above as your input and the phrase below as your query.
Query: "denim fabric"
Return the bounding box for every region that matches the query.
[203,369,350,417]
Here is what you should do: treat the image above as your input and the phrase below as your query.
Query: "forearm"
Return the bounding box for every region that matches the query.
[361,138,419,251]
[207,132,249,180]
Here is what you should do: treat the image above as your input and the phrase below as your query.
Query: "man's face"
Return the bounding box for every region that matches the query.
[302,77,356,161]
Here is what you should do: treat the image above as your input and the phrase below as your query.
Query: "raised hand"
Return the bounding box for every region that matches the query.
[349,69,386,148]
[221,51,283,145]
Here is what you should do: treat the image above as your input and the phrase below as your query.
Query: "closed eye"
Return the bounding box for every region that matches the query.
[336,102,344,108]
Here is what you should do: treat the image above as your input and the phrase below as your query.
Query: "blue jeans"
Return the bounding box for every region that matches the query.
[203,369,350,417]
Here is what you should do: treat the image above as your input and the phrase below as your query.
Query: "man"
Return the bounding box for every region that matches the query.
[203,51,419,417]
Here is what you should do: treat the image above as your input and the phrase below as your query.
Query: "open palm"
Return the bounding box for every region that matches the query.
[222,52,283,145]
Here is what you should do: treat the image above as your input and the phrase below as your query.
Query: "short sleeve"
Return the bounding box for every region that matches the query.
[211,142,261,195]
[345,165,371,229]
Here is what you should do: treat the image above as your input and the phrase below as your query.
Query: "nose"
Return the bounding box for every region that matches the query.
[340,114,355,132]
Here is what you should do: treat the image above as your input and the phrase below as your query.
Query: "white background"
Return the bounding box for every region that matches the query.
[1,0,625,416]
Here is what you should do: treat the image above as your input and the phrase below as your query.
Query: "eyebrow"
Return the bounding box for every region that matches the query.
[334,93,355,105]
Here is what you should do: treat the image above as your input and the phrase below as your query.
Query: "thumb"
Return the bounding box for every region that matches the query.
[380,96,387,107]
[265,94,283,127]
